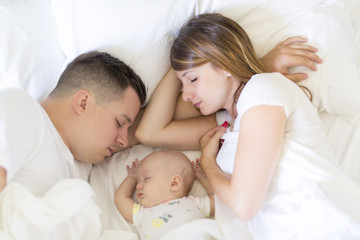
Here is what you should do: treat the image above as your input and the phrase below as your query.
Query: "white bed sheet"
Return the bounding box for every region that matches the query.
[319,113,360,185]
[0,0,359,239]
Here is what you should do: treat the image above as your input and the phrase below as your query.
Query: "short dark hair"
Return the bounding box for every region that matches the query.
[50,51,147,106]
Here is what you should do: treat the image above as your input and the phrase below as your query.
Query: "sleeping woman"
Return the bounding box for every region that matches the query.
[136,13,360,239]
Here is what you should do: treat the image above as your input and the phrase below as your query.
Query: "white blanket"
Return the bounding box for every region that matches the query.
[100,219,221,240]
[0,179,102,240]
[159,219,221,240]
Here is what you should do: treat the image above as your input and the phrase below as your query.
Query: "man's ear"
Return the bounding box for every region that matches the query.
[72,90,91,115]
[170,175,183,191]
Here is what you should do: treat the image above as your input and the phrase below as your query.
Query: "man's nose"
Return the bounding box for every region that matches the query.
[116,128,128,147]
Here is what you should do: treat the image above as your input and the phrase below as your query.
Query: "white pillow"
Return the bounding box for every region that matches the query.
[197,0,360,117]
[50,0,360,116]
[0,0,65,101]
[50,0,198,105]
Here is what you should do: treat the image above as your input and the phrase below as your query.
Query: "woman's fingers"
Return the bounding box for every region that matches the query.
[279,47,322,66]
[279,36,308,46]
[279,53,318,71]
[200,122,229,156]
[262,36,323,82]
[284,73,309,83]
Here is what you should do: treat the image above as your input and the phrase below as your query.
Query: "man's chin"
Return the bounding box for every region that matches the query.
[85,157,106,164]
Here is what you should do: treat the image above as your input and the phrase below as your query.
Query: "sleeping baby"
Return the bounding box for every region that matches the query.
[115,150,214,240]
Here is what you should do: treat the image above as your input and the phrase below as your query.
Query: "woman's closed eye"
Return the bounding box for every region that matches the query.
[190,78,197,83]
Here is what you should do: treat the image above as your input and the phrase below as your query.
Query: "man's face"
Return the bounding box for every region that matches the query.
[74,87,141,164]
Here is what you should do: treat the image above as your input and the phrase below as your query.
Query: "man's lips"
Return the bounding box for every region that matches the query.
[194,101,201,108]
[107,147,114,156]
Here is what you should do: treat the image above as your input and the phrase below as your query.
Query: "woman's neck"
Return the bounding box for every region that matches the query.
[226,81,245,119]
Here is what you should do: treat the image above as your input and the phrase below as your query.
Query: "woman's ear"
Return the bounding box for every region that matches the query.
[170,175,183,191]
[223,70,231,78]
[72,90,90,115]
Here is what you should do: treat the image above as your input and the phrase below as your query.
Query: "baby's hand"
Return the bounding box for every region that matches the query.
[192,158,207,180]
[126,158,140,178]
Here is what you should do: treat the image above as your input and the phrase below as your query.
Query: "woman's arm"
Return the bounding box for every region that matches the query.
[135,68,217,150]
[200,105,286,221]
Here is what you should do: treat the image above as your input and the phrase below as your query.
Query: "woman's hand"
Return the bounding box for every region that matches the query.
[126,158,140,178]
[261,36,323,82]
[200,122,228,168]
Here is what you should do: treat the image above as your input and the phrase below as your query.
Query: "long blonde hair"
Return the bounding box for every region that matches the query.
[171,13,265,113]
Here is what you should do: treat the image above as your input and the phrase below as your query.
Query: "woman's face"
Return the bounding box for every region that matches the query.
[175,63,237,116]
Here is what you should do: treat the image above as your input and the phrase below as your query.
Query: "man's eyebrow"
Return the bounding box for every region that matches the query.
[122,114,132,124]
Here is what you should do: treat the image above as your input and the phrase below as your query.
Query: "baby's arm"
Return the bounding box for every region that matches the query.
[115,159,139,223]
[192,158,215,216]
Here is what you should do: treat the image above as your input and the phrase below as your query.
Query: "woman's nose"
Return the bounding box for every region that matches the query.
[182,86,193,102]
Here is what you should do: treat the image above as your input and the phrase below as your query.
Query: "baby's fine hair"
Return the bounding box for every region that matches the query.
[152,150,195,195]
[50,51,147,106]
[172,151,195,195]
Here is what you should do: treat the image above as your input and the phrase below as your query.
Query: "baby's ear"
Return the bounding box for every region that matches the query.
[170,175,182,191]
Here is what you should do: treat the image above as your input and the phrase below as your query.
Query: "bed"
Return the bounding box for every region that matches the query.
[0,0,359,239]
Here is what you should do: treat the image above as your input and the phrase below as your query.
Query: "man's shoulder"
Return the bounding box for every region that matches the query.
[0,88,39,108]
[0,88,34,101]
[0,88,44,124]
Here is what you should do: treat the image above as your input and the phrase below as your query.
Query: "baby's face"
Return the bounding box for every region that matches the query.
[135,159,173,207]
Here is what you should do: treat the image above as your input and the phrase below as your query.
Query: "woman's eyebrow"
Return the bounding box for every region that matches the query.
[182,70,192,77]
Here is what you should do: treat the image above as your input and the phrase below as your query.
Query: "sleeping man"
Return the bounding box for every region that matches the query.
[0,51,146,195]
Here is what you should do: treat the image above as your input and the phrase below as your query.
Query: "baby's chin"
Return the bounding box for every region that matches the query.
[139,199,163,208]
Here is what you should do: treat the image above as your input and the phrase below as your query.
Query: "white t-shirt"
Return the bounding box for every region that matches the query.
[133,196,211,240]
[215,73,360,239]
[0,88,91,196]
